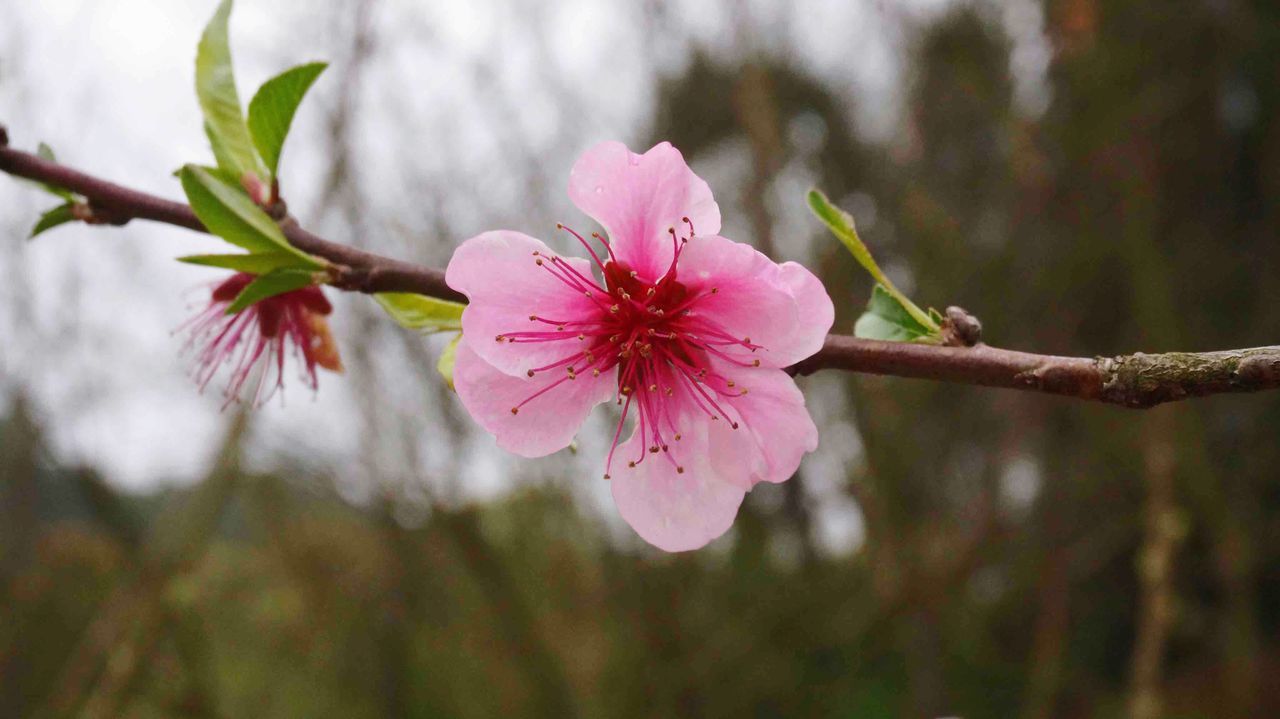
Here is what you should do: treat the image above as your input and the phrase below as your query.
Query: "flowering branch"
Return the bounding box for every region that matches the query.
[4,138,1279,410]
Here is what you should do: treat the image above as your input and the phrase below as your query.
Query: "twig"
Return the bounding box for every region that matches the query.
[5,142,1280,408]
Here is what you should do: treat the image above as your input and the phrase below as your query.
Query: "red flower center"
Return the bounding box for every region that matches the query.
[495,222,762,478]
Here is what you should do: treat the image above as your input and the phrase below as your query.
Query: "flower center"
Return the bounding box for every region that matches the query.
[494,221,762,479]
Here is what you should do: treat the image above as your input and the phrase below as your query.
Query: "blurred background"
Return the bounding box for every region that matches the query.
[2,0,1279,716]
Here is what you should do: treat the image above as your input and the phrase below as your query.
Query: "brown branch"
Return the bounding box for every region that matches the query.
[4,140,1280,408]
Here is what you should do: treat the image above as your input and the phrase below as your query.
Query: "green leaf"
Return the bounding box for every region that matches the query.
[179,165,320,266]
[29,202,76,238]
[854,284,942,343]
[248,62,327,177]
[178,251,315,275]
[196,0,263,180]
[226,268,318,314]
[374,292,465,333]
[437,333,462,390]
[807,188,939,333]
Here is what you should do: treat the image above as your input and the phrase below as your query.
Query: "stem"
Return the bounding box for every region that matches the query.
[4,142,1280,408]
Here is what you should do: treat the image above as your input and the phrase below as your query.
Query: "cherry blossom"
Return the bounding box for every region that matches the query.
[446,141,833,551]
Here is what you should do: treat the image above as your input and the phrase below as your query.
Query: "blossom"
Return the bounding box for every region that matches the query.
[446,141,834,551]
[179,272,343,406]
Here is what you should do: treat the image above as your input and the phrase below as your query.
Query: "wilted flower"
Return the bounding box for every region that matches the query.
[180,272,342,406]
[446,141,834,551]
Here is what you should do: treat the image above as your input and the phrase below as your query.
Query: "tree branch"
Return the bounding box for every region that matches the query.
[4,140,1280,409]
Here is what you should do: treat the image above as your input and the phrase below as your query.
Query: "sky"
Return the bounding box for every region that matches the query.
[0,0,1051,555]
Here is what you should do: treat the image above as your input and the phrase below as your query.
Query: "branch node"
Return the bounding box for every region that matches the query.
[941,306,982,347]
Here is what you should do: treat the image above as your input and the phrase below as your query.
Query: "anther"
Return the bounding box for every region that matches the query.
[674,433,682,441]
[629,271,638,279]
[557,325,565,331]
[592,369,600,377]
[731,422,739,429]
[535,258,544,266]
[603,473,611,480]
[676,466,685,474]
[628,461,636,468]
[711,287,719,294]
[529,315,537,321]
[752,359,761,367]
[727,381,735,388]
[510,408,519,415]
[649,446,658,453]
[578,334,586,340]
[526,370,535,377]
[648,384,657,392]
[495,335,506,342]
[610,305,620,314]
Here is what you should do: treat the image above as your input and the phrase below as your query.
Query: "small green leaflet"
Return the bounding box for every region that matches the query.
[226,268,319,314]
[15,142,75,200]
[437,333,462,390]
[178,165,321,267]
[807,189,940,335]
[29,203,77,239]
[248,62,328,177]
[195,0,264,181]
[178,251,316,275]
[855,284,942,343]
[374,292,465,333]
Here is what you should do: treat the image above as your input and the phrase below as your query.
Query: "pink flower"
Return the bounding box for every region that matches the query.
[180,272,343,406]
[446,141,833,551]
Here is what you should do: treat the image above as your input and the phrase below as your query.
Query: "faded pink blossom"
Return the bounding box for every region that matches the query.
[179,272,343,406]
[446,141,834,551]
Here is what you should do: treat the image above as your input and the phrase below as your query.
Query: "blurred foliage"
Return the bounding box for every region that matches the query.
[5,1,1280,718]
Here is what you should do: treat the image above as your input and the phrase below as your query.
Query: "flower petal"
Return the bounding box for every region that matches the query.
[778,261,835,364]
[674,234,806,368]
[714,363,818,484]
[568,141,721,282]
[610,418,747,552]
[446,230,606,377]
[453,337,614,458]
